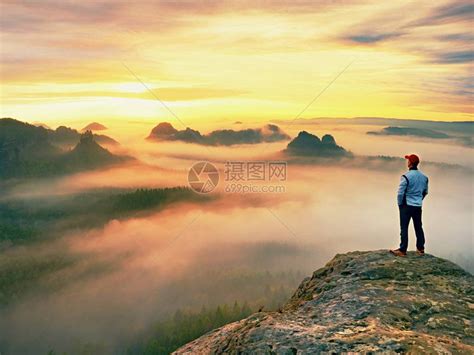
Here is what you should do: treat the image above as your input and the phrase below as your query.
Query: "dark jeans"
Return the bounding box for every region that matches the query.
[399,204,425,252]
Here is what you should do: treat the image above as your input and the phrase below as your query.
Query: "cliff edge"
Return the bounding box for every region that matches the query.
[175,250,473,354]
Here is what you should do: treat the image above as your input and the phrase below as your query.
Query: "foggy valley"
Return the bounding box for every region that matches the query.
[0,117,472,354]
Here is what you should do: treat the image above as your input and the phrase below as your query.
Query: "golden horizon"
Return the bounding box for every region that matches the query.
[1,1,473,130]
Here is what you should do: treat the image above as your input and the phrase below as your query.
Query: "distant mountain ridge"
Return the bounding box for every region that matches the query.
[0,118,126,178]
[81,122,107,132]
[50,125,118,147]
[281,130,472,172]
[273,117,474,134]
[368,126,451,139]
[274,117,473,148]
[366,125,473,148]
[147,122,290,145]
[175,250,474,354]
[0,118,118,148]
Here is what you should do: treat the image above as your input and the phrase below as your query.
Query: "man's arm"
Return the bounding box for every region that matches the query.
[397,175,408,206]
[422,177,429,199]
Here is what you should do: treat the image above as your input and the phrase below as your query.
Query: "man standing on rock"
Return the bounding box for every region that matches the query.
[390,154,429,257]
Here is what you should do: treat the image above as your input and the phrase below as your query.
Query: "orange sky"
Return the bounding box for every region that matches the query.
[0,0,473,129]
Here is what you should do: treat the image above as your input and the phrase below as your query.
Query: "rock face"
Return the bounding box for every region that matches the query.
[175,250,474,354]
[285,131,351,158]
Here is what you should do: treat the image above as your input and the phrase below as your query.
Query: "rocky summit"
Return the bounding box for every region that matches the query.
[175,250,474,354]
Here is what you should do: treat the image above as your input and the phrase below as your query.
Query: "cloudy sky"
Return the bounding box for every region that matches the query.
[0,0,472,127]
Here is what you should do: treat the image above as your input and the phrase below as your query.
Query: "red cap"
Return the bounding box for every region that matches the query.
[404,154,420,164]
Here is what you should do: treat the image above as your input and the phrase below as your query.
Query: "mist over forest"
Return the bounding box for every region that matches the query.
[0,117,472,354]
[2,0,473,351]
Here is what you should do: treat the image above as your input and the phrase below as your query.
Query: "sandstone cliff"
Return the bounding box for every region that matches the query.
[175,250,473,354]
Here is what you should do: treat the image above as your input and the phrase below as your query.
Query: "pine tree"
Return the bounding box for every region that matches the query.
[232,300,241,320]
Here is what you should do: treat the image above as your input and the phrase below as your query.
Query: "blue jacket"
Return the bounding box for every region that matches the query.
[397,168,429,207]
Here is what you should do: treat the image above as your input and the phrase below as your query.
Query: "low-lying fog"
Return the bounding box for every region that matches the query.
[1,122,472,354]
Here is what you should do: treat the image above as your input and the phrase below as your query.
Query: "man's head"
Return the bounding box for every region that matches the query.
[405,154,420,169]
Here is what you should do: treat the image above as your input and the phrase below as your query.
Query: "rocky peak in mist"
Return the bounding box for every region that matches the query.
[285,131,351,157]
[81,122,107,132]
[175,250,474,353]
[67,130,122,165]
[147,122,290,145]
[51,125,118,147]
[148,122,179,138]
[321,133,336,144]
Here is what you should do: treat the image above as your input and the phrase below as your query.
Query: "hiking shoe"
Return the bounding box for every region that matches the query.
[390,249,407,257]
[416,249,425,256]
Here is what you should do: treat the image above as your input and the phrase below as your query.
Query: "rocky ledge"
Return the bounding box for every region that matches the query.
[175,250,474,354]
